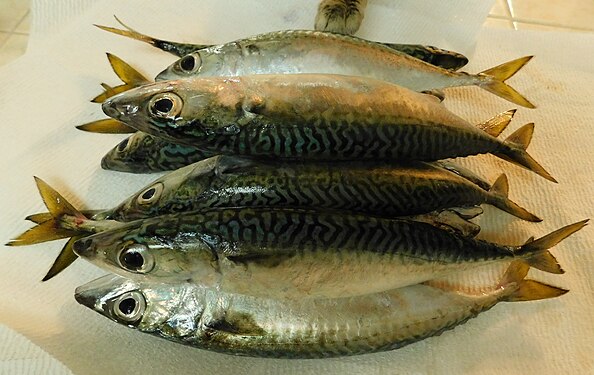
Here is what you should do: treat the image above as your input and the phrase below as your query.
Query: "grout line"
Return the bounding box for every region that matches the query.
[0,10,30,50]
[487,14,594,32]
[503,0,518,30]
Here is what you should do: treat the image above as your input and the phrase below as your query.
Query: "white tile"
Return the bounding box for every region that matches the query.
[0,33,28,66]
[14,10,30,34]
[484,17,514,29]
[509,0,594,31]
[0,0,29,32]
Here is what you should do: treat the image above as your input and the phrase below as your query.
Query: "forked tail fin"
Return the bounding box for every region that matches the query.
[493,123,557,183]
[488,174,541,222]
[95,16,210,57]
[501,261,569,302]
[518,219,589,274]
[6,177,87,247]
[479,56,535,108]
[91,53,151,103]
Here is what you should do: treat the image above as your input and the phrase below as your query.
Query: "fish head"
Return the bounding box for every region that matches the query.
[102,79,240,144]
[100,132,151,172]
[75,275,204,334]
[72,218,220,284]
[156,51,204,81]
[106,156,225,221]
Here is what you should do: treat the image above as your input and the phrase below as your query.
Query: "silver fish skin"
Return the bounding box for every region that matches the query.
[102,75,553,181]
[97,154,538,222]
[101,131,217,173]
[71,207,585,300]
[73,262,567,358]
[154,30,532,107]
[96,23,468,70]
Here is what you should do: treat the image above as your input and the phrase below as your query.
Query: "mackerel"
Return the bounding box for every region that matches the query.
[102,75,554,181]
[71,206,586,300]
[148,29,531,107]
[74,262,567,358]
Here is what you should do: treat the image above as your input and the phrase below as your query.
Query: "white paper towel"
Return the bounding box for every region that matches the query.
[1,1,593,374]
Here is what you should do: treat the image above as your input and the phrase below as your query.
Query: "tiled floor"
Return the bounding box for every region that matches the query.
[0,0,593,67]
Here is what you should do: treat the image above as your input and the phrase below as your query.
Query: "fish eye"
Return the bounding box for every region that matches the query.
[177,53,201,74]
[116,138,129,152]
[148,93,183,119]
[136,183,164,205]
[117,243,154,273]
[112,291,145,324]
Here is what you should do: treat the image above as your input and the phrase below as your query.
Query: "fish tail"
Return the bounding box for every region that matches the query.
[5,177,87,246]
[95,16,209,57]
[493,123,557,183]
[478,56,535,108]
[26,212,53,224]
[518,219,589,274]
[42,235,82,282]
[90,53,150,103]
[487,174,541,222]
[91,83,135,103]
[105,53,150,86]
[95,18,157,46]
[476,109,516,137]
[500,261,568,302]
[76,119,135,134]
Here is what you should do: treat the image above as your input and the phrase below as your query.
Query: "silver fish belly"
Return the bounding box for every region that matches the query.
[154,30,531,107]
[71,208,584,300]
[74,261,567,358]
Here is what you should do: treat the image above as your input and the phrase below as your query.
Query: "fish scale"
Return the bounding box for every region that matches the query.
[74,259,568,358]
[72,207,569,301]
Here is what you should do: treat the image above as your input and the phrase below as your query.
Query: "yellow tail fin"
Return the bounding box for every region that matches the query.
[91,53,150,103]
[519,219,589,274]
[6,177,86,247]
[76,119,135,134]
[479,56,535,108]
[494,123,557,183]
[91,83,136,103]
[26,212,53,224]
[42,235,83,282]
[500,261,568,302]
[488,174,541,222]
[106,53,149,86]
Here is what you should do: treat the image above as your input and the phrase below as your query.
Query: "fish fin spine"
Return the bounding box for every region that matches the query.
[477,109,516,137]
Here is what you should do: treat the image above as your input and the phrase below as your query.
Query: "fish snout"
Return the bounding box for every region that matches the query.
[102,96,139,120]
[73,237,96,258]
[74,289,98,309]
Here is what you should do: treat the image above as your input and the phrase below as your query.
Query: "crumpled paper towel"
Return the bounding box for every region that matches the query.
[1,0,593,374]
